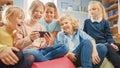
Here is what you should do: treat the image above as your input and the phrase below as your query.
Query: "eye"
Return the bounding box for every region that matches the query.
[35,10,39,12]
[50,12,53,14]
[46,11,49,14]
[18,16,23,19]
[65,22,68,24]
[40,11,43,14]
[60,23,63,26]
[88,9,91,11]
[92,8,97,10]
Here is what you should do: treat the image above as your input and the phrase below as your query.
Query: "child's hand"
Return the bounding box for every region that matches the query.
[65,52,77,62]
[44,33,54,46]
[30,31,40,41]
[39,38,47,49]
[92,49,101,65]
[111,43,119,51]
[0,47,19,65]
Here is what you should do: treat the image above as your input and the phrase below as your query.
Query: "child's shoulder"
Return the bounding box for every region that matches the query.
[53,19,58,22]
[76,29,85,34]
[0,28,8,36]
[102,19,108,22]
[101,19,109,24]
[84,19,91,22]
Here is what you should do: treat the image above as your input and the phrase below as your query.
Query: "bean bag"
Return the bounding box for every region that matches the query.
[100,58,114,68]
[32,57,75,68]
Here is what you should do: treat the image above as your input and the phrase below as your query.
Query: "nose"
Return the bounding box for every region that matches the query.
[37,12,42,16]
[47,12,51,16]
[62,24,66,27]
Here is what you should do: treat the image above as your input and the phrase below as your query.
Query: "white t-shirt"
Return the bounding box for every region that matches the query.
[68,35,75,52]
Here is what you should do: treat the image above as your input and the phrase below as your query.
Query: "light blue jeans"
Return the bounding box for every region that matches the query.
[73,40,107,68]
[23,43,69,62]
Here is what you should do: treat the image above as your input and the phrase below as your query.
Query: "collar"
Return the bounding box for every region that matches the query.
[63,30,78,36]
[91,17,102,23]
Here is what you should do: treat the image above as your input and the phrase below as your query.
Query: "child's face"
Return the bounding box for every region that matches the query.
[45,6,55,22]
[31,6,44,22]
[8,15,24,29]
[60,19,73,34]
[88,4,100,18]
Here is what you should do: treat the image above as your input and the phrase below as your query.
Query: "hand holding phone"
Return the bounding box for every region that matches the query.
[34,31,50,37]
[30,31,40,41]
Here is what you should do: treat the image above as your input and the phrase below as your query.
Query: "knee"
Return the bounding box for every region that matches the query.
[97,44,108,55]
[81,39,91,43]
[106,44,115,51]
[23,49,39,55]
[24,54,35,63]
[81,39,93,48]
[14,51,23,60]
[60,44,69,54]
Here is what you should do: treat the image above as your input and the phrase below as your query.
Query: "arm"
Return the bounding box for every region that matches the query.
[104,21,115,43]
[57,32,76,62]
[79,30,100,64]
[0,44,7,53]
[83,20,87,33]
[13,31,33,49]
[91,39,101,65]
[51,31,58,40]
[104,21,119,51]
[53,20,61,38]
[14,22,42,49]
[65,52,77,62]
[44,32,55,46]
[0,44,19,65]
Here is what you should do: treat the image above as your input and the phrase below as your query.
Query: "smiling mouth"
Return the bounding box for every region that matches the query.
[34,16,41,19]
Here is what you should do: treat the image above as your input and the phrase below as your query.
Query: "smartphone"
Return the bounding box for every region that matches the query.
[38,31,50,37]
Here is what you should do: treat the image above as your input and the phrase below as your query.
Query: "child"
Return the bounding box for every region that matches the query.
[14,0,45,50]
[58,14,107,68]
[14,0,68,62]
[0,6,34,68]
[39,2,61,43]
[83,1,120,68]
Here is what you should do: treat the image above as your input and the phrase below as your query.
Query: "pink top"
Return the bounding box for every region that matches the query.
[13,22,46,50]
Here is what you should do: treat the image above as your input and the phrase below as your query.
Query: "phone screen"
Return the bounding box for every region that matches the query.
[38,31,50,37]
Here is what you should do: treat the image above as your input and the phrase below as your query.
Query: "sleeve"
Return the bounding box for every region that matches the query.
[0,31,8,52]
[79,29,93,40]
[13,28,32,49]
[83,20,87,33]
[56,32,66,44]
[40,24,46,31]
[104,21,115,43]
[54,21,61,31]
[0,44,7,52]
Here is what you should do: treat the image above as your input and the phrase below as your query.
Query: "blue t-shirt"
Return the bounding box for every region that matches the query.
[39,18,61,32]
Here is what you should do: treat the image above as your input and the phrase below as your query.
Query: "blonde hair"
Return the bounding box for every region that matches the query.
[29,0,44,17]
[59,14,79,31]
[45,2,59,19]
[89,1,108,20]
[2,5,25,25]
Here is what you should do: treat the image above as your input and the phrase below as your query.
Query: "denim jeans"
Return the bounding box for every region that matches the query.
[23,43,68,62]
[73,40,107,68]
[93,43,108,68]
